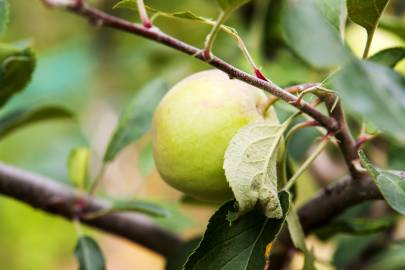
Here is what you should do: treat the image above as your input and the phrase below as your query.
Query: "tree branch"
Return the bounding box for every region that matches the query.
[324,97,364,179]
[31,1,380,263]
[0,162,182,257]
[41,0,338,132]
[0,161,383,251]
[270,175,382,269]
[299,176,381,232]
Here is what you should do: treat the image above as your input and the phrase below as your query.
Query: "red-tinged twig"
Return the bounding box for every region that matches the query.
[261,83,321,112]
[40,0,339,132]
[355,134,377,150]
[136,0,152,28]
[254,68,268,81]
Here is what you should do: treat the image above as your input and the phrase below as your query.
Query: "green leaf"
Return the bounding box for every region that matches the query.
[316,217,394,239]
[114,1,220,26]
[367,241,405,270]
[138,142,154,176]
[103,79,168,162]
[114,0,206,22]
[113,1,239,39]
[184,191,290,270]
[0,42,36,107]
[216,0,251,13]
[74,236,106,270]
[111,198,170,218]
[223,119,289,219]
[333,234,377,269]
[379,16,405,42]
[359,150,405,215]
[282,0,351,68]
[286,205,316,270]
[0,105,73,139]
[166,237,201,270]
[0,41,95,113]
[369,47,405,68]
[330,59,405,144]
[316,0,347,40]
[113,0,157,14]
[151,201,196,232]
[0,0,9,36]
[68,147,91,190]
[347,0,390,45]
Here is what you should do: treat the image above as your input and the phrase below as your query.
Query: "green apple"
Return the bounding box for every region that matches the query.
[152,70,279,202]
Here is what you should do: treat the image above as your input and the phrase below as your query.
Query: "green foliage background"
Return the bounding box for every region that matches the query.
[1,0,405,269]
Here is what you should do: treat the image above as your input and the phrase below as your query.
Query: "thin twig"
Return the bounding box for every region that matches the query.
[42,1,339,132]
[136,0,152,28]
[284,136,331,191]
[203,11,228,60]
[323,95,364,179]
[261,83,320,111]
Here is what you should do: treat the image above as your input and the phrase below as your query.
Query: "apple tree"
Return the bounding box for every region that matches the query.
[1,0,405,269]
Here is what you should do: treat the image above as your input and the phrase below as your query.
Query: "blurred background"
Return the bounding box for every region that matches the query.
[1,0,404,269]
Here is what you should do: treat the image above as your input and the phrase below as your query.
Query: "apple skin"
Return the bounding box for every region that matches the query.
[152,70,278,202]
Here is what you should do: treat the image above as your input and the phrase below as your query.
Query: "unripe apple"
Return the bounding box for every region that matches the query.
[152,70,279,202]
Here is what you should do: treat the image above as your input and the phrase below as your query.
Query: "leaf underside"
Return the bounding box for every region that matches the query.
[224,121,288,219]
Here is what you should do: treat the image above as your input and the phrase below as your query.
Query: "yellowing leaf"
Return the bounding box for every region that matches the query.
[68,147,91,190]
[286,205,317,270]
[264,242,273,258]
[223,120,289,219]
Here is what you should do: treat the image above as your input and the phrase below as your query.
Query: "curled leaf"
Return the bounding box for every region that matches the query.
[224,119,289,219]
[0,42,35,107]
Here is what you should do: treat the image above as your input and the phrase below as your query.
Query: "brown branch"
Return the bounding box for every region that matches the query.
[56,0,366,180]
[39,0,338,132]
[34,1,379,264]
[299,176,381,232]
[324,97,365,179]
[270,175,382,269]
[0,162,182,257]
[0,161,384,249]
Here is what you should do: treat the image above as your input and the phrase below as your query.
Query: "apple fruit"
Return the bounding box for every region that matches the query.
[152,70,279,202]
